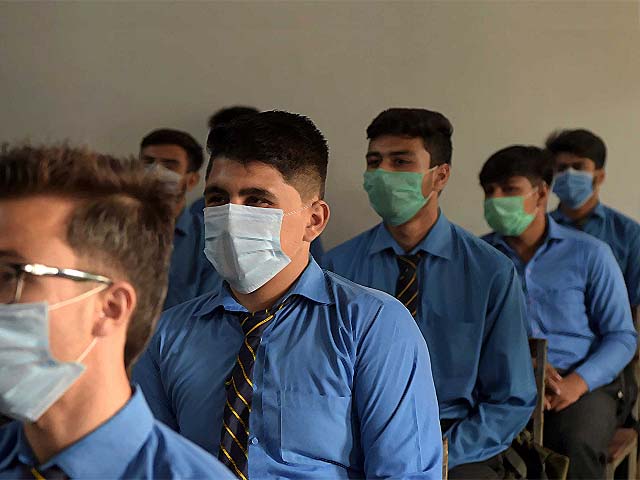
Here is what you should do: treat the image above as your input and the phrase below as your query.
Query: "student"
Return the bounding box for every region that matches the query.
[480,145,637,479]
[323,108,536,478]
[140,129,221,309]
[199,105,325,261]
[547,129,640,310]
[0,144,233,478]
[133,111,443,479]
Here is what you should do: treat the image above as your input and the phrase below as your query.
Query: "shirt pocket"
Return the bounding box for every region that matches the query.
[535,285,587,334]
[278,391,354,467]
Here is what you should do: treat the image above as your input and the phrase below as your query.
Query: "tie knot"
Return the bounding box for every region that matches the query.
[240,300,288,336]
[396,253,422,271]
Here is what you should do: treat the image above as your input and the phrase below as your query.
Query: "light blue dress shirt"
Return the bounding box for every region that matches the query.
[165,208,221,310]
[483,215,637,391]
[0,388,234,479]
[552,203,640,306]
[133,259,443,479]
[322,213,536,468]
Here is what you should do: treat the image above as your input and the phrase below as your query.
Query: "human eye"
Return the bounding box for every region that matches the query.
[246,196,273,208]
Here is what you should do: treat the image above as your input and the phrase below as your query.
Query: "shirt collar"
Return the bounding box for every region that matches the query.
[174,208,191,236]
[9,388,155,478]
[553,202,606,224]
[488,214,567,251]
[193,257,334,317]
[367,211,453,260]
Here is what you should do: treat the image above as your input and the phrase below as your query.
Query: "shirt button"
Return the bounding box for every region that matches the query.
[250,436,259,445]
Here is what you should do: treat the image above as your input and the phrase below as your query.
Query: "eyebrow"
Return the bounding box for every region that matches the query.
[203,186,278,201]
[366,150,415,157]
[0,249,26,261]
[141,154,181,165]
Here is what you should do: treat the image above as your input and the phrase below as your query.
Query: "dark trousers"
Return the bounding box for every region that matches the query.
[544,378,622,479]
[441,418,506,479]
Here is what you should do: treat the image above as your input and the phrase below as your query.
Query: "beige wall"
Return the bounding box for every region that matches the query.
[1,1,639,249]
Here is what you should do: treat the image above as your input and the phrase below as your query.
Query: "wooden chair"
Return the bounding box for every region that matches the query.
[605,305,640,480]
[442,436,448,480]
[529,338,547,446]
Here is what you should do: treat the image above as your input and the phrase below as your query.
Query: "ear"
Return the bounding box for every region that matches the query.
[536,182,550,208]
[431,164,451,194]
[594,168,606,189]
[185,171,201,193]
[93,281,137,338]
[303,200,330,243]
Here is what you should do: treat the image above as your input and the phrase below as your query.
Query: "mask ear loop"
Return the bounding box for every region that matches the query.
[49,284,110,311]
[283,202,313,217]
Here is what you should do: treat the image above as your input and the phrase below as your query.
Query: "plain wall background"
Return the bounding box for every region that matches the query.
[1,0,638,249]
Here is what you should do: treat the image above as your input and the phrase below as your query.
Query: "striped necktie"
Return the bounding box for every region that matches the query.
[218,302,287,480]
[29,466,68,480]
[396,253,422,318]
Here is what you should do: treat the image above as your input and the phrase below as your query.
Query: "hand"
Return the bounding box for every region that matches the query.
[544,364,563,396]
[544,372,589,412]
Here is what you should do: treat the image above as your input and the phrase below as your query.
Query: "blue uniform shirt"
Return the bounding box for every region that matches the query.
[133,259,443,479]
[322,213,536,468]
[165,208,221,310]
[483,215,637,391]
[0,388,234,479]
[552,203,640,306]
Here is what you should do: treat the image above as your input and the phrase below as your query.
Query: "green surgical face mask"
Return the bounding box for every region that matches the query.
[363,168,437,226]
[484,191,537,236]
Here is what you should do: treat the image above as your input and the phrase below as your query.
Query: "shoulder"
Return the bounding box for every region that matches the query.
[151,292,222,345]
[323,226,380,264]
[602,204,640,237]
[322,269,420,336]
[138,421,234,478]
[449,223,515,272]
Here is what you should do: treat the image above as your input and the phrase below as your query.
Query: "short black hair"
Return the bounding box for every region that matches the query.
[366,108,454,166]
[140,129,204,172]
[479,145,555,188]
[206,111,328,199]
[208,106,259,130]
[545,129,607,169]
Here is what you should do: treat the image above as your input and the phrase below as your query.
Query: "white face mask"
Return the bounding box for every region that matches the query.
[0,285,105,423]
[204,203,297,294]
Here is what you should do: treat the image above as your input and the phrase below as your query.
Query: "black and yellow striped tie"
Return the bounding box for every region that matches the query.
[396,253,422,318]
[218,302,287,480]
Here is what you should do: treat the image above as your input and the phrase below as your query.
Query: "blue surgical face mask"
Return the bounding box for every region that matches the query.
[0,286,105,423]
[204,203,306,294]
[552,168,594,209]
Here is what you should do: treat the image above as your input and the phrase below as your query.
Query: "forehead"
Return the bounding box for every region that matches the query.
[0,196,79,265]
[140,144,188,161]
[488,175,534,187]
[207,157,298,194]
[554,152,594,166]
[367,135,426,154]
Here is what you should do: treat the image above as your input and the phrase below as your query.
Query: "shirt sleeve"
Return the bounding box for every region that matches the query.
[354,298,443,479]
[445,266,537,467]
[575,242,637,390]
[132,324,179,431]
[624,226,640,307]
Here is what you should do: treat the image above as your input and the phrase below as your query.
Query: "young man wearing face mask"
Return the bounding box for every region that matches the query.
[0,145,234,478]
[133,111,443,479]
[322,108,536,478]
[547,129,640,317]
[195,106,327,262]
[480,145,636,479]
[140,129,221,309]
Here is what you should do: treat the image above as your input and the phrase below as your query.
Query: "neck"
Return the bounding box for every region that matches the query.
[505,212,548,263]
[174,200,186,220]
[24,358,131,464]
[233,246,310,312]
[559,193,599,222]
[386,200,439,253]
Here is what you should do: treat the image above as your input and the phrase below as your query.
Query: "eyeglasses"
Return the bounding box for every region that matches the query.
[0,262,112,304]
